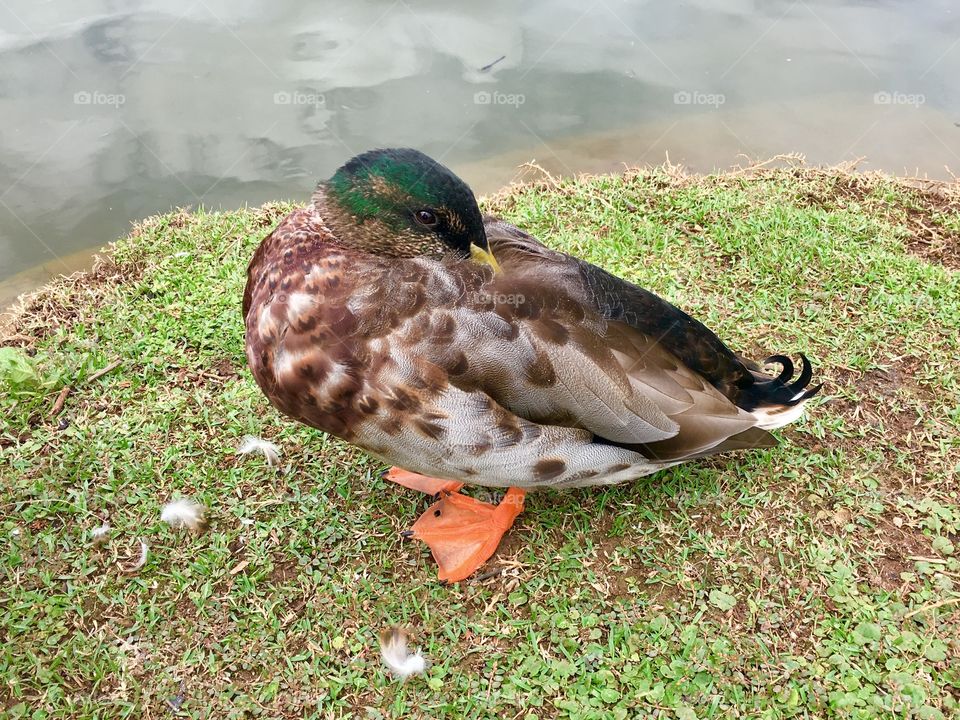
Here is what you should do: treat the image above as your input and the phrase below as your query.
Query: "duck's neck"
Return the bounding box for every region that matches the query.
[309,184,398,257]
[311,184,357,246]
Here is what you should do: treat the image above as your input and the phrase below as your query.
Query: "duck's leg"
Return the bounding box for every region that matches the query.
[383,467,464,495]
[404,487,526,582]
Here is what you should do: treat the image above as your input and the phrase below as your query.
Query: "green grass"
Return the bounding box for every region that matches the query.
[1,165,959,719]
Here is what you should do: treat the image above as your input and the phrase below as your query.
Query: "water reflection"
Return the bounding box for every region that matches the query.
[1,0,958,308]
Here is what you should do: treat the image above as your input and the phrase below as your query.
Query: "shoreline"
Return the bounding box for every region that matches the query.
[0,162,960,336]
[3,157,958,327]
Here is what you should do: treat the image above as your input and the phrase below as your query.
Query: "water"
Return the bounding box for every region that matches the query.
[1,0,959,309]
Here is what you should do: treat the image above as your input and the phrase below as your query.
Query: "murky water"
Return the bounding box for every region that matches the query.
[1,0,958,309]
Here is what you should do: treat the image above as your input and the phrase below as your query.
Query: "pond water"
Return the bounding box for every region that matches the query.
[1,0,958,309]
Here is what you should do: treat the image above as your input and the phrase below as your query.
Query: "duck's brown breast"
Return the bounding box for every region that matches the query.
[243,206,465,444]
[244,207,366,439]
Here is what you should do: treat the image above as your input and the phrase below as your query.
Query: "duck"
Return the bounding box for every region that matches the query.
[243,148,821,582]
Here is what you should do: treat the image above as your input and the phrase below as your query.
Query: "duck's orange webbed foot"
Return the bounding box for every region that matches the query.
[383,467,464,495]
[403,487,526,583]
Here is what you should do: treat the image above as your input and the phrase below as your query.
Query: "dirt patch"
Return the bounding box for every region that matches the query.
[789,170,880,211]
[171,356,241,389]
[765,168,960,270]
[825,356,930,435]
[871,555,912,592]
[268,558,300,584]
[900,202,960,270]
[1,252,146,343]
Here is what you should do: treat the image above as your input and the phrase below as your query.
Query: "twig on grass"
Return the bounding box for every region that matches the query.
[903,596,960,619]
[473,567,505,582]
[48,385,71,418]
[87,359,122,383]
[47,358,121,419]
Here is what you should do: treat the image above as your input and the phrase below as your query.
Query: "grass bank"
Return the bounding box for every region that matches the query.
[1,163,959,719]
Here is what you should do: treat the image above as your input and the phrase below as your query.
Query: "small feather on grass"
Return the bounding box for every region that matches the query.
[379,626,427,680]
[237,435,281,466]
[91,522,111,545]
[160,498,207,531]
[120,538,149,573]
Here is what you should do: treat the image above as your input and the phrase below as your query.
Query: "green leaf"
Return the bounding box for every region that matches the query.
[931,536,955,556]
[709,589,737,611]
[0,348,40,388]
[852,622,883,644]
[923,640,948,662]
[509,590,529,606]
[598,688,619,703]
[648,614,673,635]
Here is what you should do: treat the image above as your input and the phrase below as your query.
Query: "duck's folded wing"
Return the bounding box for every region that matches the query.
[484,214,754,401]
[482,217,777,461]
[601,320,774,461]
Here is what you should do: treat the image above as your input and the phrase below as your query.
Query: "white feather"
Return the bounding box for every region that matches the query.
[91,522,111,544]
[160,498,206,530]
[752,398,810,430]
[120,538,149,573]
[237,435,281,466]
[379,627,427,680]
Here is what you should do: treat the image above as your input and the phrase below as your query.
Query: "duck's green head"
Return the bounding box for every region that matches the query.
[316,148,498,269]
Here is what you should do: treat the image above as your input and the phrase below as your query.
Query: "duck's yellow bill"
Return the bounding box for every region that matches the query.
[470,243,502,273]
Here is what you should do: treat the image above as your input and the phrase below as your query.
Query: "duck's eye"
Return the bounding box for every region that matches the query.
[414,209,438,227]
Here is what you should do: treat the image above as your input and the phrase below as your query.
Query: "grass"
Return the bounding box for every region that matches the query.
[1,162,959,719]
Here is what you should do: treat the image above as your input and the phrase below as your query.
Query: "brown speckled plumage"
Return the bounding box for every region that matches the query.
[244,149,820,490]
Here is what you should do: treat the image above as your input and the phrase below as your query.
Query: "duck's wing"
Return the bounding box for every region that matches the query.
[483,215,758,404]
[482,216,819,462]
[484,215,816,403]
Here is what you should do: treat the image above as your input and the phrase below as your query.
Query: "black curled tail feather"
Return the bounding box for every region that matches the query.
[736,352,822,411]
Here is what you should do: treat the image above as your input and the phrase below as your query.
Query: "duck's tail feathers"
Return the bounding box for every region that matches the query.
[739,353,823,428]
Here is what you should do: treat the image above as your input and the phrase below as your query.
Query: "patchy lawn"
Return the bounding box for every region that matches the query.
[1,163,959,719]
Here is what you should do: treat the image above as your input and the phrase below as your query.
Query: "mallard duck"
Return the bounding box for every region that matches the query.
[243,148,820,582]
